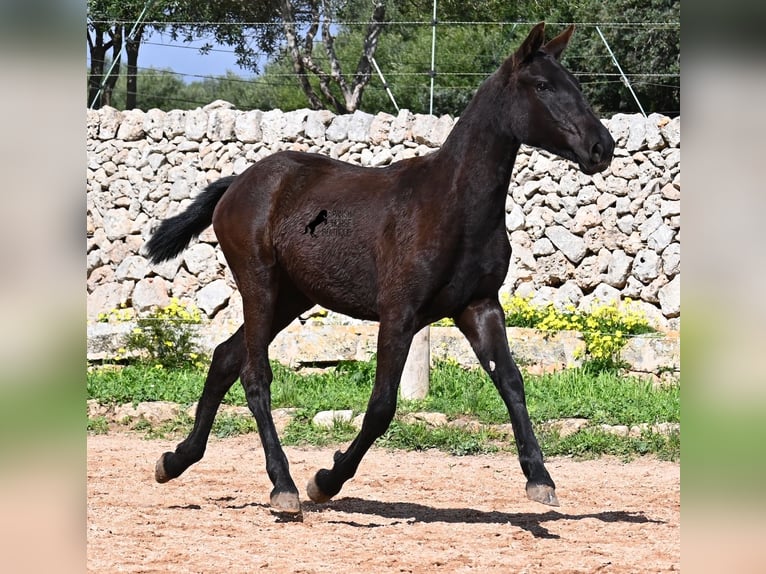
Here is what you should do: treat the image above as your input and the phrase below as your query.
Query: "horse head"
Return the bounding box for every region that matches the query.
[501,23,615,175]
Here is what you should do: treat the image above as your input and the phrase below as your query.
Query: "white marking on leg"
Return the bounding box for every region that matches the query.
[489,360,496,372]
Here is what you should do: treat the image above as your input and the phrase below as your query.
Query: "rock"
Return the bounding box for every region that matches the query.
[183,243,218,276]
[529,287,557,309]
[660,200,680,218]
[632,249,661,283]
[312,410,354,428]
[116,109,145,141]
[535,252,573,286]
[325,114,350,142]
[98,106,123,140]
[234,110,263,143]
[574,255,604,290]
[579,284,622,311]
[604,249,632,288]
[347,110,375,142]
[352,413,366,430]
[184,108,209,141]
[132,277,170,312]
[304,111,332,142]
[571,204,601,234]
[648,225,675,253]
[207,109,236,141]
[283,109,309,141]
[371,148,393,167]
[545,226,587,264]
[402,412,449,427]
[505,204,525,232]
[546,418,589,438]
[532,237,555,256]
[196,279,233,317]
[626,115,647,151]
[658,274,680,317]
[115,255,149,281]
[660,116,680,147]
[431,115,454,145]
[369,112,394,145]
[411,114,438,145]
[114,401,180,425]
[662,243,681,276]
[389,109,412,144]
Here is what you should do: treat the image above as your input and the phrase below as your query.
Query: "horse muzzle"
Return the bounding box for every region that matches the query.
[578,128,615,175]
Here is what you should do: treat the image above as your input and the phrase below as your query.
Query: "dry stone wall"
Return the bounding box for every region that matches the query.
[87,101,680,337]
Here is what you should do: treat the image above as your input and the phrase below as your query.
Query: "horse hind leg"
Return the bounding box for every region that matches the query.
[307,319,415,503]
[155,325,245,483]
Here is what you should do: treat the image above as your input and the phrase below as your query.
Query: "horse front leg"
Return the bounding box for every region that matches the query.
[306,321,415,503]
[155,325,244,483]
[456,298,559,506]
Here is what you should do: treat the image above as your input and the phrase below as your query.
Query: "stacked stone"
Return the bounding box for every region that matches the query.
[504,112,680,329]
[87,102,680,335]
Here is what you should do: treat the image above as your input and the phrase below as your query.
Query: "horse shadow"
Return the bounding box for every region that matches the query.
[303,497,664,539]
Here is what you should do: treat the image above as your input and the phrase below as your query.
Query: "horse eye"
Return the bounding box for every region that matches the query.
[536,81,549,92]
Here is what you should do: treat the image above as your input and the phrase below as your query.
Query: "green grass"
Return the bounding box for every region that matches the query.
[87,358,680,459]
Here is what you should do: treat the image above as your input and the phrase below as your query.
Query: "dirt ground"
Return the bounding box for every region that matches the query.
[87,432,679,573]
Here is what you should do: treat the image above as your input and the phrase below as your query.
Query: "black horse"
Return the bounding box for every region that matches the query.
[145,23,614,518]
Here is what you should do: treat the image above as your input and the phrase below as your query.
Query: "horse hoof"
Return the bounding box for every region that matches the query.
[526,483,560,507]
[270,491,302,518]
[306,474,332,503]
[155,452,173,483]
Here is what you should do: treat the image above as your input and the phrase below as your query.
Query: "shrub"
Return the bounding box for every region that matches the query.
[502,294,655,371]
[98,299,207,370]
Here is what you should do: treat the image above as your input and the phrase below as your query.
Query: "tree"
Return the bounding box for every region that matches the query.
[87,0,169,109]
[87,0,286,110]
[567,0,680,116]
[278,0,386,113]
[87,1,124,108]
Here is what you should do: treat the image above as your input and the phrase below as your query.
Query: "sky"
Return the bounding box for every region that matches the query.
[123,30,256,83]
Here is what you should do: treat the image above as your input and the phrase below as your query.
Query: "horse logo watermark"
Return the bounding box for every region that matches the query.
[302,209,352,237]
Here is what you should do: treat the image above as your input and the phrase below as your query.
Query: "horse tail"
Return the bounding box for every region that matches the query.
[145,175,237,263]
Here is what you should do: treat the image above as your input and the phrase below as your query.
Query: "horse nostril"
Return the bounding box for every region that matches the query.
[591,141,603,163]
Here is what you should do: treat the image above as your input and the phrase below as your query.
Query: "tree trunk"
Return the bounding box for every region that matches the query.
[125,25,144,110]
[87,26,108,109]
[279,0,385,113]
[101,25,123,108]
[279,0,325,110]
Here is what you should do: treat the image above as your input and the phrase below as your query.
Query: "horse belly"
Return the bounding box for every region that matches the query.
[277,239,380,321]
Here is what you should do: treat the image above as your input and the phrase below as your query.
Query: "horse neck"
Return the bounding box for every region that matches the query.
[434,74,521,216]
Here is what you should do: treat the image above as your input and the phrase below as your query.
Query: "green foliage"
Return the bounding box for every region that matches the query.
[89,0,679,115]
[282,416,359,447]
[212,413,259,439]
[87,357,679,458]
[524,368,679,426]
[377,421,500,456]
[437,296,656,372]
[87,416,109,435]
[270,359,376,412]
[542,426,680,462]
[98,299,207,370]
[87,364,206,406]
[565,0,681,116]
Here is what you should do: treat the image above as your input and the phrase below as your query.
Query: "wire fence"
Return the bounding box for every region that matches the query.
[88,19,680,115]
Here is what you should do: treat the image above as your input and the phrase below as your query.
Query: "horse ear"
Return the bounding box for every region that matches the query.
[542,25,575,61]
[511,22,546,69]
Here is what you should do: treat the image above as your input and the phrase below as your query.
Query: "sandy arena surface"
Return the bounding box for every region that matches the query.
[87,432,679,573]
